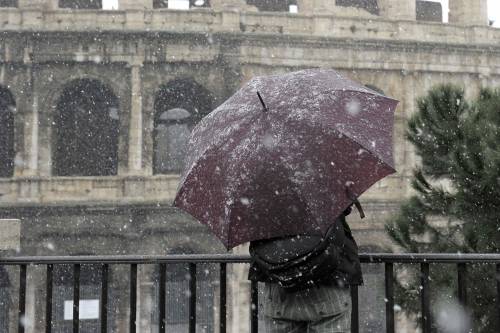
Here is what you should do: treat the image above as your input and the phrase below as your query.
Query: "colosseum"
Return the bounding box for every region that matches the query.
[0,0,498,332]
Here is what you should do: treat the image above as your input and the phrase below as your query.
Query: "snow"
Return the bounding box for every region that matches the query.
[434,298,472,333]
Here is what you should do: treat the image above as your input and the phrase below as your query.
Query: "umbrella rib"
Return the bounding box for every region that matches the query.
[178,109,258,185]
[256,91,269,112]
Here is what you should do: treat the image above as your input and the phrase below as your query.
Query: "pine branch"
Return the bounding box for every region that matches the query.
[385,85,500,332]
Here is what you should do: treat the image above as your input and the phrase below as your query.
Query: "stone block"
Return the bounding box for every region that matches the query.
[211,0,257,11]
[119,0,153,10]
[18,0,45,9]
[297,0,335,15]
[0,219,20,251]
[18,0,59,10]
[125,11,146,29]
[124,177,146,197]
[313,16,333,35]
[379,0,416,21]
[220,10,241,32]
[449,0,488,26]
[18,178,40,200]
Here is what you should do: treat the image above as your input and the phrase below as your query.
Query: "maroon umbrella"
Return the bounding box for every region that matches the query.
[174,69,398,249]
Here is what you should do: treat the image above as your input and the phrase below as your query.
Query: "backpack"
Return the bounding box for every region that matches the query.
[249,222,344,292]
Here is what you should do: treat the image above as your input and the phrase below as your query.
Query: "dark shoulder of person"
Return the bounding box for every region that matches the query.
[250,234,324,264]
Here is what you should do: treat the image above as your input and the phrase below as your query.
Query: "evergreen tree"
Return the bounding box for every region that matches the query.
[386,85,500,332]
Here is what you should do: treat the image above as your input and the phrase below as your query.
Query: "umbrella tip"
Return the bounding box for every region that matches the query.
[257,91,269,113]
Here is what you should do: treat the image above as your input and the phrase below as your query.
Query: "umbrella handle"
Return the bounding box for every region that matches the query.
[345,184,365,219]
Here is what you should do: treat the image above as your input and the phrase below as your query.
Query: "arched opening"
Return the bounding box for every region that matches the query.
[0,86,16,178]
[153,78,214,174]
[59,0,102,9]
[53,79,120,176]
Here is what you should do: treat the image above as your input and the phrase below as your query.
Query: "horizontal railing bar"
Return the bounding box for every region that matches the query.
[1,253,500,265]
[0,254,252,265]
[360,253,500,263]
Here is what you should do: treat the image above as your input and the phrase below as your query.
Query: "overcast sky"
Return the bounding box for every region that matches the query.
[488,0,498,27]
[102,0,500,27]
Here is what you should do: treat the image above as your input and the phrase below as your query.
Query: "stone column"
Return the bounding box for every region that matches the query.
[297,0,312,14]
[127,60,144,175]
[17,51,40,177]
[378,0,416,21]
[18,0,53,28]
[449,0,488,26]
[45,0,59,9]
[119,0,153,10]
[122,0,152,29]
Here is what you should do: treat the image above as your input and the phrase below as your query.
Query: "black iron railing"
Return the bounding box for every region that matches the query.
[1,253,499,333]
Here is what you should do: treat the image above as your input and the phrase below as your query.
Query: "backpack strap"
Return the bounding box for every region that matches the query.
[254,229,332,271]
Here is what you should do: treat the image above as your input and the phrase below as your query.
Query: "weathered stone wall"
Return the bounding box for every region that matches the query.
[0,2,499,332]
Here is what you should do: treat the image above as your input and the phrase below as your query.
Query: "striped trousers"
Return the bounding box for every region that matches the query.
[260,283,351,333]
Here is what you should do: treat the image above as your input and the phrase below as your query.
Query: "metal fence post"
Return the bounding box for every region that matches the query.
[385,263,395,333]
[420,263,431,333]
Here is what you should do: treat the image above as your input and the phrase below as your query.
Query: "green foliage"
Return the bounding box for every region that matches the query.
[386,85,500,332]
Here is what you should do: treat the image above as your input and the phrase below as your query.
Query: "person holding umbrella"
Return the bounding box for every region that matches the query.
[174,69,398,332]
[248,201,363,332]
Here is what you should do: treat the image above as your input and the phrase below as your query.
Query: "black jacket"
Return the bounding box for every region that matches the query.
[248,213,363,287]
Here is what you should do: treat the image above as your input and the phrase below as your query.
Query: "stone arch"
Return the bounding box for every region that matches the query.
[52,78,120,176]
[153,78,214,174]
[0,86,16,178]
[45,72,122,116]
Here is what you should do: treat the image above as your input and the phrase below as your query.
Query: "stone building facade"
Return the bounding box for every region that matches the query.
[0,0,498,332]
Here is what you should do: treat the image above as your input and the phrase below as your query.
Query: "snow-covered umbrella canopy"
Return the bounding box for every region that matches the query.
[174,68,398,249]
